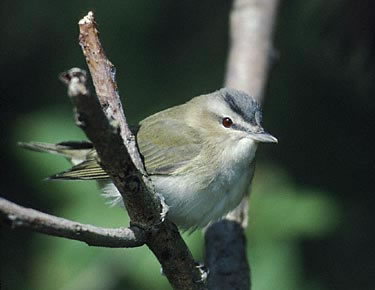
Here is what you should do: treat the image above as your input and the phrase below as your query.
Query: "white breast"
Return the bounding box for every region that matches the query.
[152,138,257,230]
[103,138,257,231]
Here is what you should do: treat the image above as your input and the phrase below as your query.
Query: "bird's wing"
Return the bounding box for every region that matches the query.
[137,118,202,175]
[20,118,201,179]
[52,119,202,178]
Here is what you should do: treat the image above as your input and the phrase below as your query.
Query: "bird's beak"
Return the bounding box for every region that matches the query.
[248,131,278,143]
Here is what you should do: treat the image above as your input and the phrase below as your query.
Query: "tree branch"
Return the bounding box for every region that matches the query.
[0,11,207,290]
[76,13,161,227]
[69,12,205,290]
[205,0,280,289]
[225,0,280,100]
[0,197,145,248]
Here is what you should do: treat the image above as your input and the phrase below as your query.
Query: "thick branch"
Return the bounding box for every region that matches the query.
[205,0,280,289]
[205,220,249,289]
[77,13,161,228]
[225,0,280,101]
[69,12,204,289]
[0,197,145,248]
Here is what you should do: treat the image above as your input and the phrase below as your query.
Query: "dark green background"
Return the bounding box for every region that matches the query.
[1,1,374,289]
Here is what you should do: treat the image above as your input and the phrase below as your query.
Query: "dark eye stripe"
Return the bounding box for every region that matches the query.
[222,89,261,126]
[231,123,249,133]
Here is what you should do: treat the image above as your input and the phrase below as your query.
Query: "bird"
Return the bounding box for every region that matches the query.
[20,88,277,231]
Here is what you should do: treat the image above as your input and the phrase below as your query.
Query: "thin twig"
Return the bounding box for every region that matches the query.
[0,197,145,248]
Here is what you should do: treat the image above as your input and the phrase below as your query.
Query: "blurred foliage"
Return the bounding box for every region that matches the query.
[1,1,374,290]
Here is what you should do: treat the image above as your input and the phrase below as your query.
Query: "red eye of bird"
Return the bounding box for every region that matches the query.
[222,117,233,128]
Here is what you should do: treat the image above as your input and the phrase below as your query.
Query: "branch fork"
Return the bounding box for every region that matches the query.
[1,2,280,288]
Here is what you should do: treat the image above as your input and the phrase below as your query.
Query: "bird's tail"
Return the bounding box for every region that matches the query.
[18,141,109,180]
[18,141,93,159]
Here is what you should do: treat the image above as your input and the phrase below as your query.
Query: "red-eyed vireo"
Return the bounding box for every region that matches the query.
[20,88,277,231]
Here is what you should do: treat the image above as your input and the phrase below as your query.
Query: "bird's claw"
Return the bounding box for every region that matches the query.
[194,262,209,283]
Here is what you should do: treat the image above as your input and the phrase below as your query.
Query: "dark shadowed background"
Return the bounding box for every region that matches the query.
[1,1,374,290]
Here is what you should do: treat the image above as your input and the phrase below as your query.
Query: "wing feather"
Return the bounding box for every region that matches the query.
[137,118,202,175]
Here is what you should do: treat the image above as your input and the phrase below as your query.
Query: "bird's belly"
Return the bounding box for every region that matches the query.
[151,166,253,230]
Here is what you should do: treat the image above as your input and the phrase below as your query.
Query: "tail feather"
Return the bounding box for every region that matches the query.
[18,141,68,154]
[19,140,108,180]
[18,141,93,154]
[18,141,94,166]
[48,159,109,180]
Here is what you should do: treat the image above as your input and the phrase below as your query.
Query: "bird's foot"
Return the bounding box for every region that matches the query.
[194,262,209,283]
